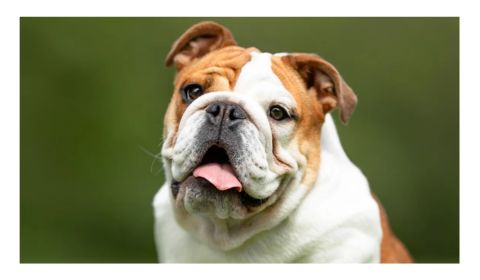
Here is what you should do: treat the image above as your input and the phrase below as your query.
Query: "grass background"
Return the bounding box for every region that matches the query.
[20,17,459,263]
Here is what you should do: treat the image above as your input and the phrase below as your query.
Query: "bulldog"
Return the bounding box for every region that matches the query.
[153,21,412,263]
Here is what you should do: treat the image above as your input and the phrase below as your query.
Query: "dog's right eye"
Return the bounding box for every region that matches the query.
[181,84,204,102]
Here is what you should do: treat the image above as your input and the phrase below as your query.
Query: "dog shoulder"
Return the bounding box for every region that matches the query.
[288,126,383,262]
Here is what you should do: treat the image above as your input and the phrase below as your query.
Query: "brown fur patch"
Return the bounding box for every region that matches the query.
[372,194,414,263]
[163,46,252,136]
[271,56,324,188]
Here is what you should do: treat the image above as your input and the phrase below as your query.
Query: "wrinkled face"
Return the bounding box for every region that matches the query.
[162,47,326,225]
[160,22,356,249]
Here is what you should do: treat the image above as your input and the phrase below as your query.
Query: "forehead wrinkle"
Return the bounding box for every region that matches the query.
[204,67,236,88]
[175,46,252,90]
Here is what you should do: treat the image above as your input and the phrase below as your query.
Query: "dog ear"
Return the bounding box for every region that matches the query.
[285,53,358,124]
[165,21,237,70]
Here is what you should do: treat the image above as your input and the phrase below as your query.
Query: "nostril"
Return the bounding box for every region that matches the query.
[229,106,246,120]
[206,103,221,117]
[205,102,246,127]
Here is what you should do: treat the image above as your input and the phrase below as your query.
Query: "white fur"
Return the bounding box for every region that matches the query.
[153,52,382,262]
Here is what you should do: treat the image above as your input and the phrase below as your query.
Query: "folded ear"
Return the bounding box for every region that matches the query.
[285,53,358,123]
[165,21,237,70]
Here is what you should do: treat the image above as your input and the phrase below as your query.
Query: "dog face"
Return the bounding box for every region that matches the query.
[160,22,357,249]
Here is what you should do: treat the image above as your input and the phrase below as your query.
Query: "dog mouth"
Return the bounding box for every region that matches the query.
[193,146,243,192]
[172,145,269,209]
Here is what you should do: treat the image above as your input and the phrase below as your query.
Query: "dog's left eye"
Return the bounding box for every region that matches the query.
[181,84,204,102]
[269,105,290,121]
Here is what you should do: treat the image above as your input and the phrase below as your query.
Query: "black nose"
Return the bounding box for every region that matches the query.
[206,102,247,128]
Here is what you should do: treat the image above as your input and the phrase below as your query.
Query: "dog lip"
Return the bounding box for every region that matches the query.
[171,181,180,198]
[172,176,271,209]
[174,141,273,208]
[239,190,270,207]
[195,145,275,204]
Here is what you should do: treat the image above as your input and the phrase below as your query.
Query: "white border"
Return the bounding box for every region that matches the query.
[1,0,468,17]
[13,263,468,280]
[2,0,478,279]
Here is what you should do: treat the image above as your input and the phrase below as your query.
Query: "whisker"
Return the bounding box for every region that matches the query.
[139,145,163,175]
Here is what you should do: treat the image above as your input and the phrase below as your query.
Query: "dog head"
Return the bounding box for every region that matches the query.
[160,21,357,249]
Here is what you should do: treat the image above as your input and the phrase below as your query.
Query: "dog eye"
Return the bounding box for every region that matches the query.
[269,105,290,121]
[181,84,204,102]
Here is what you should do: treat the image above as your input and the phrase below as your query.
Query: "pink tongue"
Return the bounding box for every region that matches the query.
[193,163,243,192]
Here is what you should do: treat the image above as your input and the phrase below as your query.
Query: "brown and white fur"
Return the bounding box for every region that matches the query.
[153,21,412,263]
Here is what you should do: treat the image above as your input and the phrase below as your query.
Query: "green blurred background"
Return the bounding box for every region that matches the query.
[20,18,459,263]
